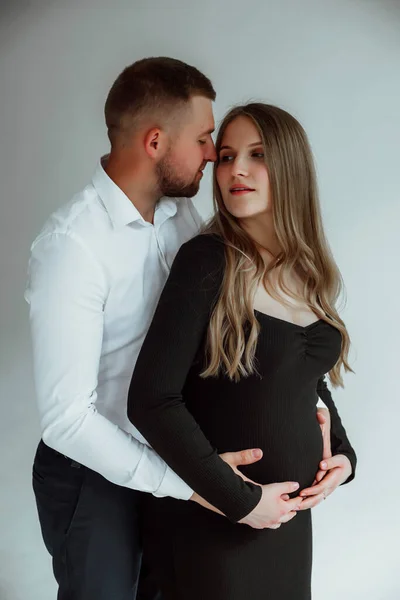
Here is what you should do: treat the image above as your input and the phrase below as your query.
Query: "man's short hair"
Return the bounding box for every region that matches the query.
[105,56,216,146]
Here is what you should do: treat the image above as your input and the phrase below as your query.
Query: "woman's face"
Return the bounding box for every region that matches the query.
[216,116,271,220]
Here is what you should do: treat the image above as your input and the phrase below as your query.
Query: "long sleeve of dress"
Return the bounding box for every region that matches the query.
[128,234,262,523]
[317,375,357,484]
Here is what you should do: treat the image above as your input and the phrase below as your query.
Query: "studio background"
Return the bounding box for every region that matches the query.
[0,1,398,598]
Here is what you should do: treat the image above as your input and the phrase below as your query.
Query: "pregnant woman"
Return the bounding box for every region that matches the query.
[128,103,356,600]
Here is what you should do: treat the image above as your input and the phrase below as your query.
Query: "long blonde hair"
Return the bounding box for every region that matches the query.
[201,103,353,387]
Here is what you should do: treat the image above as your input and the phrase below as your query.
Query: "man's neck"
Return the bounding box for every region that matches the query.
[104,153,160,224]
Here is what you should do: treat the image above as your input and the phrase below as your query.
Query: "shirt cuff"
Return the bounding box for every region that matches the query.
[153,464,193,500]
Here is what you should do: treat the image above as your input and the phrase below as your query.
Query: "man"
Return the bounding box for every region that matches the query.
[26,57,332,599]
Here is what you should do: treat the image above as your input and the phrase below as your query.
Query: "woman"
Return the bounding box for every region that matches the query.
[128,103,356,599]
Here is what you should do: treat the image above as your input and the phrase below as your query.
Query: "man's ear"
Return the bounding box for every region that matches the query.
[144,128,168,159]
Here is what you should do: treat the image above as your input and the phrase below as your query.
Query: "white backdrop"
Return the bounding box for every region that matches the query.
[0,1,399,598]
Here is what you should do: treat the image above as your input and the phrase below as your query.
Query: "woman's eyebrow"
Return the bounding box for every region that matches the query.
[219,141,263,151]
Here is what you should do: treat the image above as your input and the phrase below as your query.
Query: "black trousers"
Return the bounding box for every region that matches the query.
[32,440,163,600]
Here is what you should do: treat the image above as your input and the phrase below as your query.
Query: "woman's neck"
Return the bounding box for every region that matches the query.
[239,212,281,259]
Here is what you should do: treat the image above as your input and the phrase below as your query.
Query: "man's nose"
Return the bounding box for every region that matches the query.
[206,141,217,163]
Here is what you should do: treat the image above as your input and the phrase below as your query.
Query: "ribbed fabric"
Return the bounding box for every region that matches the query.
[128,234,356,600]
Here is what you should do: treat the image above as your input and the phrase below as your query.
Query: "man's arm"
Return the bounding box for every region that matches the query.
[25,230,192,499]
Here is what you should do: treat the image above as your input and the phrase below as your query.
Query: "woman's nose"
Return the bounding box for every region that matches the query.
[231,157,248,177]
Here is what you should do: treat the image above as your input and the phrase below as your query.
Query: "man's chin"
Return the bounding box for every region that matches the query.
[180,182,201,198]
[165,183,200,199]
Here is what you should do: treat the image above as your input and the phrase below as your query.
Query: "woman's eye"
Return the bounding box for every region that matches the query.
[219,155,233,162]
[199,140,206,145]
[252,152,264,158]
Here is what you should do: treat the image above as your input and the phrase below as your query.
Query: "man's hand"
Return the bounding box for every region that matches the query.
[315,407,332,484]
[297,454,352,510]
[219,447,263,478]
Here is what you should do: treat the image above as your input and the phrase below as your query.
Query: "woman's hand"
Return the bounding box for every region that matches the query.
[297,454,352,510]
[189,447,264,517]
[239,482,303,530]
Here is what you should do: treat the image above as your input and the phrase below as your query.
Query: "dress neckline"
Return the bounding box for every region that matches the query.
[254,309,323,331]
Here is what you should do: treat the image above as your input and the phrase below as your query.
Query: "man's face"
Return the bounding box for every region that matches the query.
[157,96,217,198]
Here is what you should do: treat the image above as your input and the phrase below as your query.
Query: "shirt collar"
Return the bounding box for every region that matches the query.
[92,155,177,228]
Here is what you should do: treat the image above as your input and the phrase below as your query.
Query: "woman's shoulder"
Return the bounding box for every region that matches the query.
[179,232,225,259]
[174,233,226,280]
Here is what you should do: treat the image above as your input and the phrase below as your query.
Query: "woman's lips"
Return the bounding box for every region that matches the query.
[229,188,255,195]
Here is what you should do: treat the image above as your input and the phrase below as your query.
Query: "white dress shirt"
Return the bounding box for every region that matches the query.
[25,158,203,499]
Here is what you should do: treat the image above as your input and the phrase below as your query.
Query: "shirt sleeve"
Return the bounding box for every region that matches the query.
[25,231,192,500]
[316,375,357,484]
[128,234,263,523]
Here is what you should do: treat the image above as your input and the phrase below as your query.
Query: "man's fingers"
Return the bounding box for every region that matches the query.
[280,510,298,524]
[284,497,304,512]
[316,409,328,425]
[317,407,332,461]
[232,467,258,485]
[298,493,326,510]
[220,448,263,467]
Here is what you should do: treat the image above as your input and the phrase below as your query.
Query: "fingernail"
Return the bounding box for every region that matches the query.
[292,482,299,490]
[321,461,327,468]
[252,449,262,458]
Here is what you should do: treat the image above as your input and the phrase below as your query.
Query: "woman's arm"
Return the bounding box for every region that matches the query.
[128,234,262,523]
[317,375,357,484]
[297,376,356,508]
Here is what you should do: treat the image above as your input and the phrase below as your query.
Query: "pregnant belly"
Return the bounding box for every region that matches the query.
[215,418,324,492]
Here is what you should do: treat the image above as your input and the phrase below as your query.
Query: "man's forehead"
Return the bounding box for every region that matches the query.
[189,96,215,128]
[199,125,215,136]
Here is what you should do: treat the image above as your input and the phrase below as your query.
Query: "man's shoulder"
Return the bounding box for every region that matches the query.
[32,184,108,249]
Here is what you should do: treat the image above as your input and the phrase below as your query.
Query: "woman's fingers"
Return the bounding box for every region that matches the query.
[319,455,347,471]
[301,455,352,500]
[314,468,328,483]
[300,471,338,498]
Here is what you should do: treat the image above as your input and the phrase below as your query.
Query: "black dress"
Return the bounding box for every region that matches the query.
[128,234,356,600]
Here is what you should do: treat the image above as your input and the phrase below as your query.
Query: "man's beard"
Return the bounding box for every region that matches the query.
[156,153,201,198]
